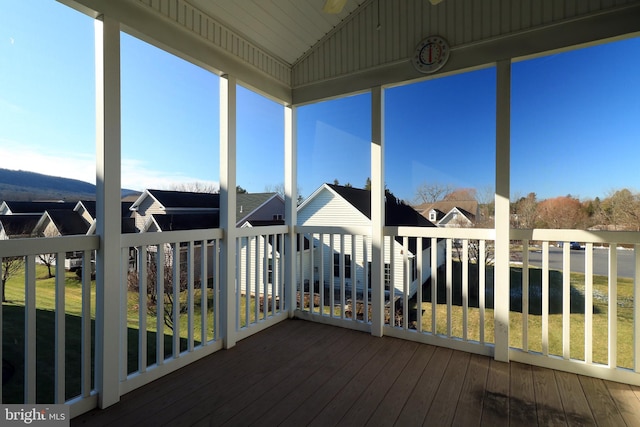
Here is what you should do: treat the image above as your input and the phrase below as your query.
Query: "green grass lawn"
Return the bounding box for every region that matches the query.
[405,262,635,369]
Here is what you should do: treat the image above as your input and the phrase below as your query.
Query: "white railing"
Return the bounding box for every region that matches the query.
[294,226,372,332]
[0,235,99,413]
[384,226,496,356]
[234,225,289,341]
[510,229,640,385]
[2,225,639,414]
[294,225,498,359]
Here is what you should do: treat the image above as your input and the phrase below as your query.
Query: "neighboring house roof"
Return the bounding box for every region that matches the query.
[145,212,221,232]
[414,200,478,220]
[325,184,436,227]
[75,200,135,219]
[35,210,91,236]
[129,189,220,212]
[453,207,475,221]
[236,193,282,225]
[0,201,76,215]
[75,200,96,219]
[0,214,40,239]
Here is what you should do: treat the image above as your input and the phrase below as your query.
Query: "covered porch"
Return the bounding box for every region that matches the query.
[1,0,640,424]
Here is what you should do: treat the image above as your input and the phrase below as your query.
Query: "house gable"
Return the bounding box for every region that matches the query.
[74,200,96,223]
[298,183,436,229]
[131,189,220,231]
[416,200,479,226]
[237,193,284,227]
[34,210,91,237]
[297,184,371,227]
[438,207,475,227]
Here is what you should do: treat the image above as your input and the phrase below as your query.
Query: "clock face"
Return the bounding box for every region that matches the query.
[413,36,450,74]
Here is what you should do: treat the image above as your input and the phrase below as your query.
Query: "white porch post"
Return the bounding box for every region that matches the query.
[284,105,297,317]
[220,74,238,349]
[494,59,511,362]
[371,86,385,337]
[94,15,121,408]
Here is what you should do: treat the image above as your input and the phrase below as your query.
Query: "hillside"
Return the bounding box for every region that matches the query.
[0,168,139,201]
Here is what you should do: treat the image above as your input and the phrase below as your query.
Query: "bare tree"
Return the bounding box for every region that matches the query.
[414,182,454,204]
[599,188,640,231]
[127,247,188,331]
[264,183,304,203]
[475,185,495,223]
[168,181,219,193]
[37,226,60,278]
[264,183,285,196]
[1,256,24,302]
[512,192,538,229]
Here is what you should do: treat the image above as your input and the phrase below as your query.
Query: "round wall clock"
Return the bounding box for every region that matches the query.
[412,36,450,74]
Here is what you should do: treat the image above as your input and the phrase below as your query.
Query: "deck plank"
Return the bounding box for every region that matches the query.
[604,380,640,427]
[481,359,510,426]
[451,353,490,427]
[307,336,405,427]
[166,320,342,427]
[531,365,567,426]
[423,350,471,426]
[279,330,388,427]
[604,381,640,426]
[339,340,419,426]
[509,362,537,427]
[365,344,436,426]
[255,327,375,426]
[394,346,453,426]
[195,325,354,426]
[578,376,626,427]
[554,371,596,426]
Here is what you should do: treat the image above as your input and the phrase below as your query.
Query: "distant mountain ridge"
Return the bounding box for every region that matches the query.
[0,168,139,201]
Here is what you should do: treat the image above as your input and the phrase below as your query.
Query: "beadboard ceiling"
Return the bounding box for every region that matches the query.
[187,0,367,65]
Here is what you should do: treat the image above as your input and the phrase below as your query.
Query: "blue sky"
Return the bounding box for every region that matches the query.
[1,1,639,202]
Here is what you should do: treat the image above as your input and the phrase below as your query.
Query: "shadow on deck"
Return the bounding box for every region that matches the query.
[72,319,640,426]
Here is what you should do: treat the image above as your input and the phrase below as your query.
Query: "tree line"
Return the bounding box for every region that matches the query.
[414,182,640,231]
[512,188,640,230]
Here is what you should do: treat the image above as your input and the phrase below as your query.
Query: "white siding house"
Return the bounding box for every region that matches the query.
[297,184,445,300]
[235,193,285,298]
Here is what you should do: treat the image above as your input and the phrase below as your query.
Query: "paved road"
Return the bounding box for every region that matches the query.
[525,246,636,278]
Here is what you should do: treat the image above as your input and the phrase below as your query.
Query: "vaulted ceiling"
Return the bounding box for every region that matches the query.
[64,0,640,105]
[187,0,368,65]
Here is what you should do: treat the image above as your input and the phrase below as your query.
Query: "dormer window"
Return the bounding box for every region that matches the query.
[429,210,436,222]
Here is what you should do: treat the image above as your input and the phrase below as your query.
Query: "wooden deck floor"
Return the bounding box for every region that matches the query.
[72,319,640,427]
